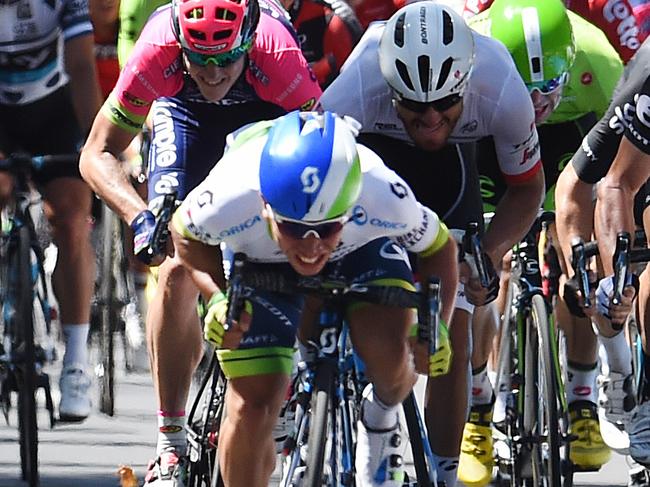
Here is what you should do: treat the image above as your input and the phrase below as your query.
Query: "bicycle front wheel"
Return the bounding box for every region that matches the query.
[16,224,39,486]
[98,204,120,416]
[305,361,335,487]
[530,294,562,486]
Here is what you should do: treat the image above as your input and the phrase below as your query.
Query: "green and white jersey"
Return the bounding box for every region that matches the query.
[469,10,624,124]
[173,119,447,262]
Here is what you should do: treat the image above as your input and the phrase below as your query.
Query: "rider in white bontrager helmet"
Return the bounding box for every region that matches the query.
[378,2,475,102]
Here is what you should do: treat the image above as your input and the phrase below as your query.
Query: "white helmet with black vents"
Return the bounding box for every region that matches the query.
[379,2,475,102]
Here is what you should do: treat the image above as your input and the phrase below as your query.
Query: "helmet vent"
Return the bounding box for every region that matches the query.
[395,59,414,91]
[436,56,453,90]
[530,57,541,75]
[214,29,233,40]
[417,55,430,92]
[188,28,206,40]
[216,7,237,20]
[441,10,453,45]
[187,7,204,19]
[393,13,406,48]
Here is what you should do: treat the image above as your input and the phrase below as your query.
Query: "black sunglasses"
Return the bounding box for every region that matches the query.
[395,93,462,114]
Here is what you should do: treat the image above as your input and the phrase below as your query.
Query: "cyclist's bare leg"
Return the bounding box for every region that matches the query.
[147,256,203,432]
[219,373,288,487]
[0,171,11,206]
[349,305,416,405]
[42,177,94,326]
[426,308,471,455]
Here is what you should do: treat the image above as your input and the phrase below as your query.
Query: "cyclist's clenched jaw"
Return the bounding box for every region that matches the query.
[183,53,247,103]
[394,100,463,152]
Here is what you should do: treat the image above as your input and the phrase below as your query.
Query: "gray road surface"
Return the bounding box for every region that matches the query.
[0,362,633,487]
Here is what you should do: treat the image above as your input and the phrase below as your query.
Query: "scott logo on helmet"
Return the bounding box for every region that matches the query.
[301,167,321,193]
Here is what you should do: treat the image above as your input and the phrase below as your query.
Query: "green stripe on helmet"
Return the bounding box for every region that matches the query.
[324,153,362,219]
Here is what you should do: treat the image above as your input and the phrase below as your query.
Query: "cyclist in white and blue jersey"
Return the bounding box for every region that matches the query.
[171,110,459,486]
[0,0,103,421]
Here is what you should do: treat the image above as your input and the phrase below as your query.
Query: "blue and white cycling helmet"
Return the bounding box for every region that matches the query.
[259,110,362,222]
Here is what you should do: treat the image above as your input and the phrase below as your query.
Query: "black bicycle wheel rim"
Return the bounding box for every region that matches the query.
[531,294,562,486]
[305,361,335,486]
[99,204,117,416]
[16,225,39,486]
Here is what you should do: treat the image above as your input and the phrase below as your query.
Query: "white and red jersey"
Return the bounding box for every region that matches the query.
[318,22,541,185]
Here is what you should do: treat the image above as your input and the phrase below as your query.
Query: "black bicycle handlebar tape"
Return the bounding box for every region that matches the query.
[148,191,177,259]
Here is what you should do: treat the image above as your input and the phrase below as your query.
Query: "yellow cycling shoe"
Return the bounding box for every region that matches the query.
[569,400,611,470]
[458,403,494,487]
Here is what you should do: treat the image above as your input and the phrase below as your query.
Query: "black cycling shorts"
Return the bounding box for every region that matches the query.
[0,85,82,184]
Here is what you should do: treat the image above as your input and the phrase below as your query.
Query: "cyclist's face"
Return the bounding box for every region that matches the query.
[183,52,246,102]
[530,89,562,125]
[394,99,463,152]
[266,214,342,276]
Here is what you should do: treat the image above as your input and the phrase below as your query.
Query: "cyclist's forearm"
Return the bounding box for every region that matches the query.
[554,165,595,274]
[594,182,636,275]
[80,120,145,224]
[484,170,545,263]
[417,237,458,326]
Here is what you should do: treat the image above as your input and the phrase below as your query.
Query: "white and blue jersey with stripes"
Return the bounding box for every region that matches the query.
[0,0,93,105]
[174,123,445,262]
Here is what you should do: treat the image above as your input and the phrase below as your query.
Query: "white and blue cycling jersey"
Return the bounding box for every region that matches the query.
[0,0,93,105]
[173,119,448,262]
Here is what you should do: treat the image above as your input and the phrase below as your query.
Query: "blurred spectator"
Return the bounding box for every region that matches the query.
[348,0,404,29]
[90,0,120,98]
[280,0,363,87]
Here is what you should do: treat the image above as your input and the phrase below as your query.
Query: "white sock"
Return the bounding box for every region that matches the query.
[471,364,494,406]
[62,323,90,367]
[599,331,633,376]
[566,362,598,404]
[156,410,187,455]
[360,384,398,430]
[433,454,458,487]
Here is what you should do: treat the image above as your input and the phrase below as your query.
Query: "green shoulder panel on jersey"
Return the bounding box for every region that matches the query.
[227,120,276,152]
[468,9,623,125]
[546,11,622,124]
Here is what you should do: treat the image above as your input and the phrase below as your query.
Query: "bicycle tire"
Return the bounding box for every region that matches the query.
[402,391,434,486]
[16,224,39,486]
[98,204,119,416]
[305,360,335,487]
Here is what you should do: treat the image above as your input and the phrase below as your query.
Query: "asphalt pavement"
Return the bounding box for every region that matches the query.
[0,358,633,486]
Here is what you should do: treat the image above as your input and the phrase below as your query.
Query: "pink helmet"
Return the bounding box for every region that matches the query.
[172,0,259,53]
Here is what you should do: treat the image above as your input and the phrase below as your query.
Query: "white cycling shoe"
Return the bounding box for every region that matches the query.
[598,371,636,454]
[355,386,405,487]
[58,364,92,422]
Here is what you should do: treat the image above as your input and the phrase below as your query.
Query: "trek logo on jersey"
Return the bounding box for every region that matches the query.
[519,140,540,166]
[301,167,321,193]
[603,0,641,50]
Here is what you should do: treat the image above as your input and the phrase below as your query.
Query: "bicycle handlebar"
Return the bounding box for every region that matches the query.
[147,192,177,260]
[224,253,442,352]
